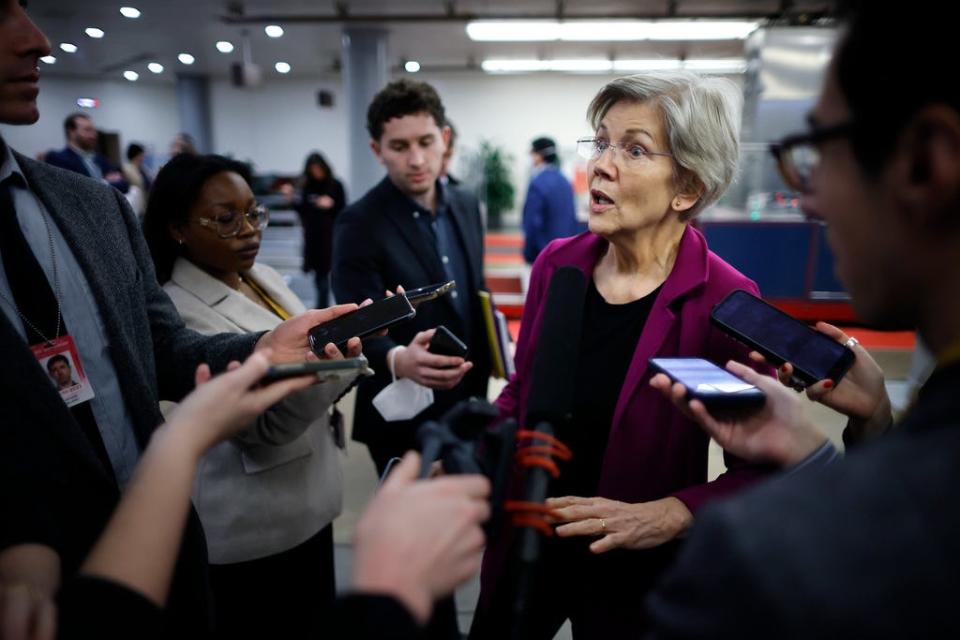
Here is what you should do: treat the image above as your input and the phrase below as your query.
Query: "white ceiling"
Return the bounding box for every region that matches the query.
[29,0,836,81]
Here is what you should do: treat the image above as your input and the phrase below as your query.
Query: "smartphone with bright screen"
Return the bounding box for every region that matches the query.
[308,294,415,356]
[710,290,855,387]
[649,357,766,409]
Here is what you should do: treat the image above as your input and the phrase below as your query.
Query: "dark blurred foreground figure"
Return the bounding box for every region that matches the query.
[646,2,960,638]
[0,2,364,636]
[0,354,490,640]
[296,152,345,306]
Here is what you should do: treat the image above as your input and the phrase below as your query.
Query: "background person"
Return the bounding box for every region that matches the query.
[44,113,128,193]
[332,79,491,477]
[143,153,362,638]
[295,152,346,307]
[473,72,771,639]
[521,136,579,264]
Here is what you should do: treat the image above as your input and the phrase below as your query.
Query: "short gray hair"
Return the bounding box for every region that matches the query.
[587,71,742,219]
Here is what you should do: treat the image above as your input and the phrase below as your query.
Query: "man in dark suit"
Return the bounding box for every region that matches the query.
[646,2,960,637]
[45,112,129,193]
[0,4,354,634]
[332,79,491,475]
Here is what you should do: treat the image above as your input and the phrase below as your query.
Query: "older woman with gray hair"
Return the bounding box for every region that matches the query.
[472,72,772,638]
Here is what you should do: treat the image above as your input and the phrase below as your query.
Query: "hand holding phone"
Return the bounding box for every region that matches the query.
[308,294,416,356]
[710,290,855,388]
[428,325,468,358]
[394,329,472,391]
[649,358,766,409]
[649,359,828,468]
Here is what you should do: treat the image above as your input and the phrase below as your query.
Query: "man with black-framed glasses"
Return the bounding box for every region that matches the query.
[646,2,960,638]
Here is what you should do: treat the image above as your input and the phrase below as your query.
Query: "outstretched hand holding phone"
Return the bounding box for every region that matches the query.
[650,360,828,468]
[750,322,893,443]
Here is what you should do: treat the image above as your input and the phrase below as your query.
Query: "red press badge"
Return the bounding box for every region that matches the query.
[30,335,96,408]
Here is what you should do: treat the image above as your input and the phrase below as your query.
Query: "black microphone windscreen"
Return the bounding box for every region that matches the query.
[525,266,587,426]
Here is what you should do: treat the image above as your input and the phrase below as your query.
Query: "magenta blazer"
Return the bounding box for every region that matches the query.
[496,226,771,511]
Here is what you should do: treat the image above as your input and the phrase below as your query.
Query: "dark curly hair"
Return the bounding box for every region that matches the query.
[366,79,446,141]
[142,153,251,284]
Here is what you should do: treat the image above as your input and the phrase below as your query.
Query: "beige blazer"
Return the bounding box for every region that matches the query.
[164,258,358,564]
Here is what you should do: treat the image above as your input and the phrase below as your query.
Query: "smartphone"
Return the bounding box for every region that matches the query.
[308,294,416,356]
[710,290,855,387]
[428,325,468,358]
[649,357,766,409]
[405,280,457,305]
[260,358,367,385]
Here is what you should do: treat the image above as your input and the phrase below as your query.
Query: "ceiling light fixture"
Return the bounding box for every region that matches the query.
[481,57,748,74]
[404,60,421,73]
[60,43,78,53]
[123,70,139,81]
[119,7,141,18]
[467,19,759,42]
[178,53,195,65]
[216,41,234,53]
[265,25,284,38]
[275,61,291,74]
[40,55,56,64]
[147,62,164,74]
[85,27,105,39]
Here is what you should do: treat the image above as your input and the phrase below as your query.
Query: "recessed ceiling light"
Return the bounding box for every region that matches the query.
[40,55,56,64]
[119,6,141,18]
[123,70,139,81]
[265,25,284,38]
[178,53,195,65]
[275,61,291,74]
[85,27,105,39]
[404,60,421,73]
[467,19,759,42]
[60,43,78,53]
[216,41,234,53]
[147,62,164,74]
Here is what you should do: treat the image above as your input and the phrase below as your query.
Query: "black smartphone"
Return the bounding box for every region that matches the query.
[405,280,457,305]
[428,325,468,358]
[710,289,855,387]
[260,358,367,385]
[649,357,766,409]
[308,294,416,356]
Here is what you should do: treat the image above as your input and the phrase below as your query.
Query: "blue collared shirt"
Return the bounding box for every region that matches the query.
[409,182,472,327]
[0,140,140,487]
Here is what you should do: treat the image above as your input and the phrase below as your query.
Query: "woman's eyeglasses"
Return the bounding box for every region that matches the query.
[770,121,855,193]
[576,137,673,165]
[196,204,270,238]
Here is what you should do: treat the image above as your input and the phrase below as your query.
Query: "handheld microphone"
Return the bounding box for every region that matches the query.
[509,266,586,638]
[524,266,587,428]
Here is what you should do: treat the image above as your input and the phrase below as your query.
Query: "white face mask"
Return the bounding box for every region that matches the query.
[372,377,434,422]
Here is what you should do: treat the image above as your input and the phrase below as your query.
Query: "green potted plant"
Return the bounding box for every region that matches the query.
[479,140,515,230]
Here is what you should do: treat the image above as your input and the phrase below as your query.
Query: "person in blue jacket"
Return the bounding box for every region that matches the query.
[522,136,579,263]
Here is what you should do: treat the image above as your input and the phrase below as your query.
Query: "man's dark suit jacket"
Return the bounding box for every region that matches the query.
[0,153,255,634]
[646,361,960,639]
[45,146,129,193]
[332,177,491,460]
